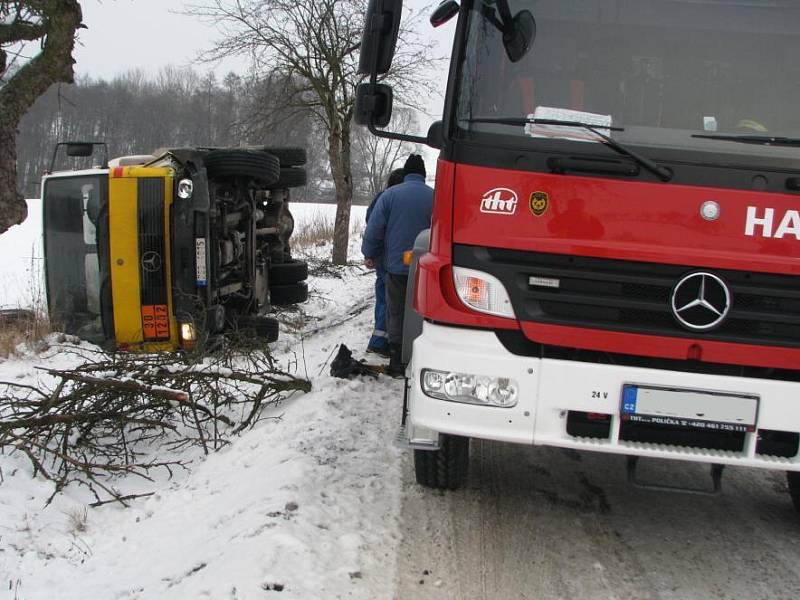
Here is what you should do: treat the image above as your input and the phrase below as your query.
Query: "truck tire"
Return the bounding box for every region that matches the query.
[269,167,307,189]
[269,260,308,285]
[259,147,307,167]
[414,435,469,490]
[270,281,308,305]
[788,471,800,514]
[236,315,279,343]
[204,149,280,186]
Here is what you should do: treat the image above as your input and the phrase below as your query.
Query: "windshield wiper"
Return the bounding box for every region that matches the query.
[692,133,800,146]
[465,117,672,182]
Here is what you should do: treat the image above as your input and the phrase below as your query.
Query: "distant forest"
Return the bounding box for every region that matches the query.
[15,67,387,204]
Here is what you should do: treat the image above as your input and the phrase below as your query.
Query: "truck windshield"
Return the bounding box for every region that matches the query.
[43,175,108,344]
[456,0,800,161]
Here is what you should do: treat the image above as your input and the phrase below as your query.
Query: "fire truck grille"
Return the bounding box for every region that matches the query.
[454,245,800,348]
[138,178,169,340]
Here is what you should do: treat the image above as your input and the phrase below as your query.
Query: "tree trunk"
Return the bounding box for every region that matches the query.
[329,117,354,265]
[0,0,83,234]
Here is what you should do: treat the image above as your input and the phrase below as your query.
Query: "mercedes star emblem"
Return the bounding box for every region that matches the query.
[141,251,162,273]
[671,272,731,331]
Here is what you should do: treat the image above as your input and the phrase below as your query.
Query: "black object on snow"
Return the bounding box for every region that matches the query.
[330,344,380,379]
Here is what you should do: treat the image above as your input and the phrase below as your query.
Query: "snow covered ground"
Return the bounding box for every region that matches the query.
[0,203,406,600]
[0,200,44,310]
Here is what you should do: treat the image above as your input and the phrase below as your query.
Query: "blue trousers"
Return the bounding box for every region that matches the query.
[368,269,388,350]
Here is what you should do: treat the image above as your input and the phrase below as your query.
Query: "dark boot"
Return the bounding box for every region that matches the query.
[386,343,405,377]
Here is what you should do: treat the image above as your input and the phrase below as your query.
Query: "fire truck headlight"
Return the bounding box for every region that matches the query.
[421,369,518,408]
[177,178,194,199]
[453,267,515,318]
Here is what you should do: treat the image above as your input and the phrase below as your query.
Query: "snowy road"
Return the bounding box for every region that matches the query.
[394,440,800,599]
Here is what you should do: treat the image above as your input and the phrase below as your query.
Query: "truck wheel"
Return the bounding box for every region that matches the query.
[236,315,280,343]
[204,149,280,186]
[269,260,308,285]
[414,434,469,490]
[258,147,307,167]
[788,471,800,514]
[270,281,308,305]
[269,167,307,189]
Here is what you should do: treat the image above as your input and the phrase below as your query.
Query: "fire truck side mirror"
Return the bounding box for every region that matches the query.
[358,0,403,76]
[426,121,444,150]
[504,10,536,63]
[430,0,459,27]
[355,83,394,127]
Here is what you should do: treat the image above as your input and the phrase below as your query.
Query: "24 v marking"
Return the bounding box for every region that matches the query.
[591,391,609,399]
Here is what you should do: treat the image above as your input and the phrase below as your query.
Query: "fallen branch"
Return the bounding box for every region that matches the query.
[0,343,312,506]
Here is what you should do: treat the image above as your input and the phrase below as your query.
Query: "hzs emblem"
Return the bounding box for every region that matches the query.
[529,191,549,217]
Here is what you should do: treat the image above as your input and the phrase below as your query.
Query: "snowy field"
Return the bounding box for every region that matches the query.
[0,201,403,600]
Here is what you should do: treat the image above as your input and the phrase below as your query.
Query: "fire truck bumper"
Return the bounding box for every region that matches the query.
[407,322,800,471]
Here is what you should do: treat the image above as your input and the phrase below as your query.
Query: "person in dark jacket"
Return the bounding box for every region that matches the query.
[362,154,433,375]
[365,168,405,357]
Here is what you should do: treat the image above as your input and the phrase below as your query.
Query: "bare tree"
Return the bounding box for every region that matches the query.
[0,0,84,234]
[184,0,438,264]
[353,107,419,201]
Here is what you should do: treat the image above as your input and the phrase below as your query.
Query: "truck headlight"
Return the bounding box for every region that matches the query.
[177,178,194,199]
[453,266,515,318]
[179,321,197,349]
[421,368,518,408]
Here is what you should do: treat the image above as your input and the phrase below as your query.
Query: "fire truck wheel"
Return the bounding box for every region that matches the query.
[269,167,307,189]
[413,434,469,490]
[787,471,800,514]
[269,260,308,285]
[204,149,280,186]
[258,147,307,167]
[235,315,280,343]
[270,281,309,305]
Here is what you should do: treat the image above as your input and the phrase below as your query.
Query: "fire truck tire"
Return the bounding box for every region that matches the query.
[787,471,800,514]
[259,147,307,167]
[204,149,280,186]
[269,260,308,285]
[236,315,280,343]
[270,281,309,305]
[269,167,307,189]
[413,435,469,490]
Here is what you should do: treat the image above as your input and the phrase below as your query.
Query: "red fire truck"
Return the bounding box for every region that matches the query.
[357,0,800,510]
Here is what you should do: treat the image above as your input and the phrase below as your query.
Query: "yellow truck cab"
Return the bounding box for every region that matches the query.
[42,144,308,351]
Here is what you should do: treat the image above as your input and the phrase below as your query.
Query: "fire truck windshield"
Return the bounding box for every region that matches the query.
[456,0,800,162]
[43,175,108,344]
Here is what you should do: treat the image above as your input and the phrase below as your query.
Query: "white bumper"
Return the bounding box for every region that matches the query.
[408,322,800,471]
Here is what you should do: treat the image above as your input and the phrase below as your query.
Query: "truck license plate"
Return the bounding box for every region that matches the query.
[621,384,758,433]
[195,238,207,286]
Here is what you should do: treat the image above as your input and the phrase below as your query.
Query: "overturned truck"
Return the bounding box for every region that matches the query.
[42,144,309,351]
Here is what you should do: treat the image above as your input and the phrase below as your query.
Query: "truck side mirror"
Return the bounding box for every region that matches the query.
[357,0,403,75]
[504,10,536,63]
[355,83,394,127]
[426,121,444,150]
[66,143,94,157]
[430,0,459,28]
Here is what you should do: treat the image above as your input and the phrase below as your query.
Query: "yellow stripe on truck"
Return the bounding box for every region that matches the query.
[108,166,178,351]
[109,175,144,345]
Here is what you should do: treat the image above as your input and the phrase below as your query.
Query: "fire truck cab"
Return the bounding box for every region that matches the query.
[358,0,800,511]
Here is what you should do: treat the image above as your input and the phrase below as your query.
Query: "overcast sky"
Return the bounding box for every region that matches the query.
[71,0,455,160]
[73,0,246,78]
[73,0,454,97]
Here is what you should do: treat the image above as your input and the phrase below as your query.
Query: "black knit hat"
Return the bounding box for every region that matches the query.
[404,154,426,177]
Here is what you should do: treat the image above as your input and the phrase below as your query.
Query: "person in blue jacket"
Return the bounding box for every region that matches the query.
[365,168,406,357]
[362,154,433,375]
